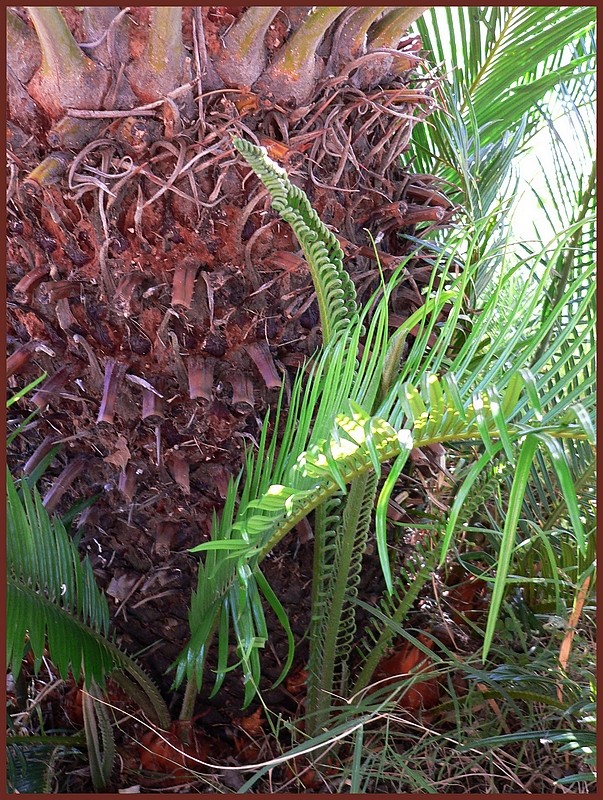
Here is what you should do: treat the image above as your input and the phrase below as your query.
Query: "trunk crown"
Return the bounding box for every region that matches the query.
[253,7,346,106]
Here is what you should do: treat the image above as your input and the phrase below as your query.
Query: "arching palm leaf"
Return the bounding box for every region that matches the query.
[416,7,595,149]
[7,473,170,727]
[409,7,596,214]
[7,474,113,685]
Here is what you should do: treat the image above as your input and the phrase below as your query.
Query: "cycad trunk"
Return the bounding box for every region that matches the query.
[7,7,450,699]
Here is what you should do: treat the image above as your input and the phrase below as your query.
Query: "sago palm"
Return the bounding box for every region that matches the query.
[6,6,595,771]
[7,5,447,703]
[175,138,594,743]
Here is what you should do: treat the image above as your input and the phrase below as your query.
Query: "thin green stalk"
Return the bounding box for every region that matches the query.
[310,502,330,634]
[179,667,202,723]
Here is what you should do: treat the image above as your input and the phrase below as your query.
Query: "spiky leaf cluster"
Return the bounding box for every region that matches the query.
[177,142,595,713]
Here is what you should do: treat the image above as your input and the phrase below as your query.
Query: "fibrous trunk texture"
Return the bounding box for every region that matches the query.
[7,7,449,706]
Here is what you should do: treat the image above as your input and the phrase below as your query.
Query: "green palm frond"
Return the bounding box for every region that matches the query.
[518,107,596,368]
[176,146,594,702]
[7,473,113,685]
[352,528,441,696]
[176,143,594,698]
[416,7,596,150]
[7,740,75,794]
[7,473,170,727]
[410,7,595,218]
[411,75,526,217]
[353,456,513,695]
[512,440,596,613]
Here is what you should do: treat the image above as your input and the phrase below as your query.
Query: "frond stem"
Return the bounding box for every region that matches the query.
[28,7,91,77]
[274,7,345,76]
[367,7,431,48]
[307,473,372,734]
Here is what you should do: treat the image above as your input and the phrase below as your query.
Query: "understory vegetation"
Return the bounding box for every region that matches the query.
[7,6,596,793]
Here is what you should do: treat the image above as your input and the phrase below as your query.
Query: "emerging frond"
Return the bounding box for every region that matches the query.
[233,137,360,344]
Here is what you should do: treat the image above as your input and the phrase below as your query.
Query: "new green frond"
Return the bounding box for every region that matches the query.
[233,137,360,345]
